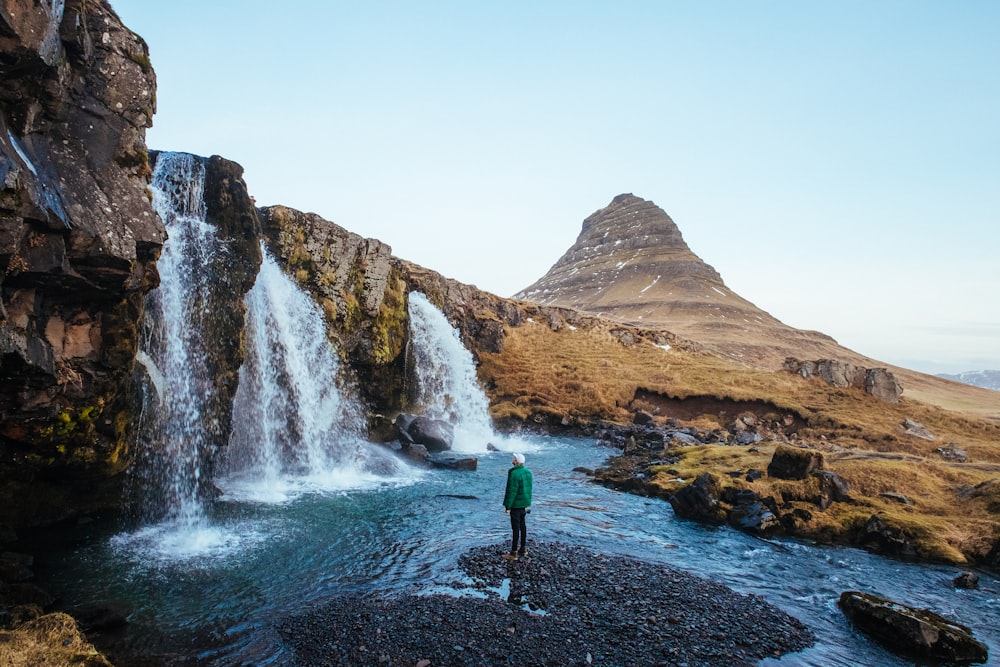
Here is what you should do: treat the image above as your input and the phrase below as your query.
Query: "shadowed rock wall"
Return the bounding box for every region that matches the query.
[0,0,165,526]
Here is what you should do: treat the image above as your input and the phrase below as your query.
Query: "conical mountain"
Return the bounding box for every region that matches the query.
[516,194,868,369]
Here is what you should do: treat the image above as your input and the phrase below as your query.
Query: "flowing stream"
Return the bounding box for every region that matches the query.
[32,152,1000,666]
[36,439,1000,666]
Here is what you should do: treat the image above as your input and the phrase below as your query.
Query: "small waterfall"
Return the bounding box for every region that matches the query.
[406,292,496,452]
[218,248,411,502]
[131,152,225,528]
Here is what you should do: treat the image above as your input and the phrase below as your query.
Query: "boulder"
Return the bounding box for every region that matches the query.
[865,368,903,403]
[668,473,726,525]
[813,470,851,509]
[632,410,654,426]
[394,413,418,445]
[858,515,916,559]
[784,358,902,402]
[839,591,988,664]
[901,418,935,441]
[728,500,781,535]
[953,572,979,590]
[404,416,454,452]
[426,454,477,471]
[935,445,968,462]
[767,445,824,480]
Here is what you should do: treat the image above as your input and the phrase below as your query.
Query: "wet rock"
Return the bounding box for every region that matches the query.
[953,572,979,589]
[395,413,454,452]
[668,473,726,525]
[858,515,917,560]
[728,500,782,535]
[427,454,477,471]
[767,445,824,480]
[839,591,988,665]
[1,0,166,528]
[402,443,429,463]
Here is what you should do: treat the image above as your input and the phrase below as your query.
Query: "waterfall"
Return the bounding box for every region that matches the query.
[131,152,225,527]
[126,152,415,561]
[218,248,411,502]
[406,292,496,452]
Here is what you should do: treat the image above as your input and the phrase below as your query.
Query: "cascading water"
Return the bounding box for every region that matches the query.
[127,152,416,561]
[218,247,412,502]
[406,292,496,452]
[131,152,226,529]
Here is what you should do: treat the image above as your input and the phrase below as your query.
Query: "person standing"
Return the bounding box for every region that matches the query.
[502,452,532,561]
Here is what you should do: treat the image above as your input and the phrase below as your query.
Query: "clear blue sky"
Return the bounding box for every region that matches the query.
[110,1,999,375]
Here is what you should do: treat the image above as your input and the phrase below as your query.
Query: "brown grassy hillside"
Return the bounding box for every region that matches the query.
[476,314,1000,564]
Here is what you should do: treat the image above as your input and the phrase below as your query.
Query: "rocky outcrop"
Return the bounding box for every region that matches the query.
[0,0,165,526]
[784,358,903,403]
[839,591,988,664]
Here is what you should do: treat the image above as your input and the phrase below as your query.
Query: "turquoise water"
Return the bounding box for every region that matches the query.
[36,435,1000,666]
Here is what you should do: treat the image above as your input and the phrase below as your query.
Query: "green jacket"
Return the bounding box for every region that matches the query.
[503,465,533,509]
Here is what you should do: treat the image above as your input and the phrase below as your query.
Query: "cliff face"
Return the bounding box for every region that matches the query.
[259,205,530,420]
[0,0,165,525]
[516,194,868,370]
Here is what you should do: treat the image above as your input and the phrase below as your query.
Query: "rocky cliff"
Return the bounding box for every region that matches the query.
[0,0,164,526]
[515,194,873,370]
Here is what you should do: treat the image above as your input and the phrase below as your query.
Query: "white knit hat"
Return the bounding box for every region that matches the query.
[512,452,525,464]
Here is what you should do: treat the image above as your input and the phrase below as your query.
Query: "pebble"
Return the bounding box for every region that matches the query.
[279,541,814,666]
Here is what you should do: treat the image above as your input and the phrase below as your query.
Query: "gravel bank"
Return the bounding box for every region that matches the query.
[279,541,813,666]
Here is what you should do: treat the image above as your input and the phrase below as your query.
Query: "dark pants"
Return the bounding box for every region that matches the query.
[509,507,527,554]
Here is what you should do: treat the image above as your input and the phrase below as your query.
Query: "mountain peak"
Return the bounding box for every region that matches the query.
[516,193,725,314]
[516,195,864,369]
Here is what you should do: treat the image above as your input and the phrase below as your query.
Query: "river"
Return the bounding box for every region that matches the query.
[35,433,999,666]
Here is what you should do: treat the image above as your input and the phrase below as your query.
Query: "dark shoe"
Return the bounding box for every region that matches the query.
[518,549,528,558]
[501,552,519,561]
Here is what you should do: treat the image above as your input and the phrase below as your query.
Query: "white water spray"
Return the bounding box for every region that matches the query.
[132,152,226,530]
[218,248,415,502]
[406,292,496,452]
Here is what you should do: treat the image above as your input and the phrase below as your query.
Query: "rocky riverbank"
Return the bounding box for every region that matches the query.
[279,541,814,666]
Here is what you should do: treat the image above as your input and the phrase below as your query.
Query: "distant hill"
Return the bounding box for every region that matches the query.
[514,194,1000,420]
[937,370,1000,391]
[515,193,873,370]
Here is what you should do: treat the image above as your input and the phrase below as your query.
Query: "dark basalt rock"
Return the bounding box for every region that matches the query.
[394,412,455,452]
[0,0,166,527]
[426,453,477,471]
[839,590,988,664]
[668,473,727,525]
[407,416,454,452]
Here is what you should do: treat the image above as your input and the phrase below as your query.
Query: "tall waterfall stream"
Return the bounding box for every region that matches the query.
[33,154,1000,666]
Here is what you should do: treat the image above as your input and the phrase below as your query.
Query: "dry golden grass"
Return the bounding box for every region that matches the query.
[479,318,1000,564]
[0,613,111,667]
[480,320,1000,458]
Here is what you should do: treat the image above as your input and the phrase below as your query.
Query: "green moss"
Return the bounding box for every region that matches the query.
[369,273,408,364]
[128,51,153,73]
